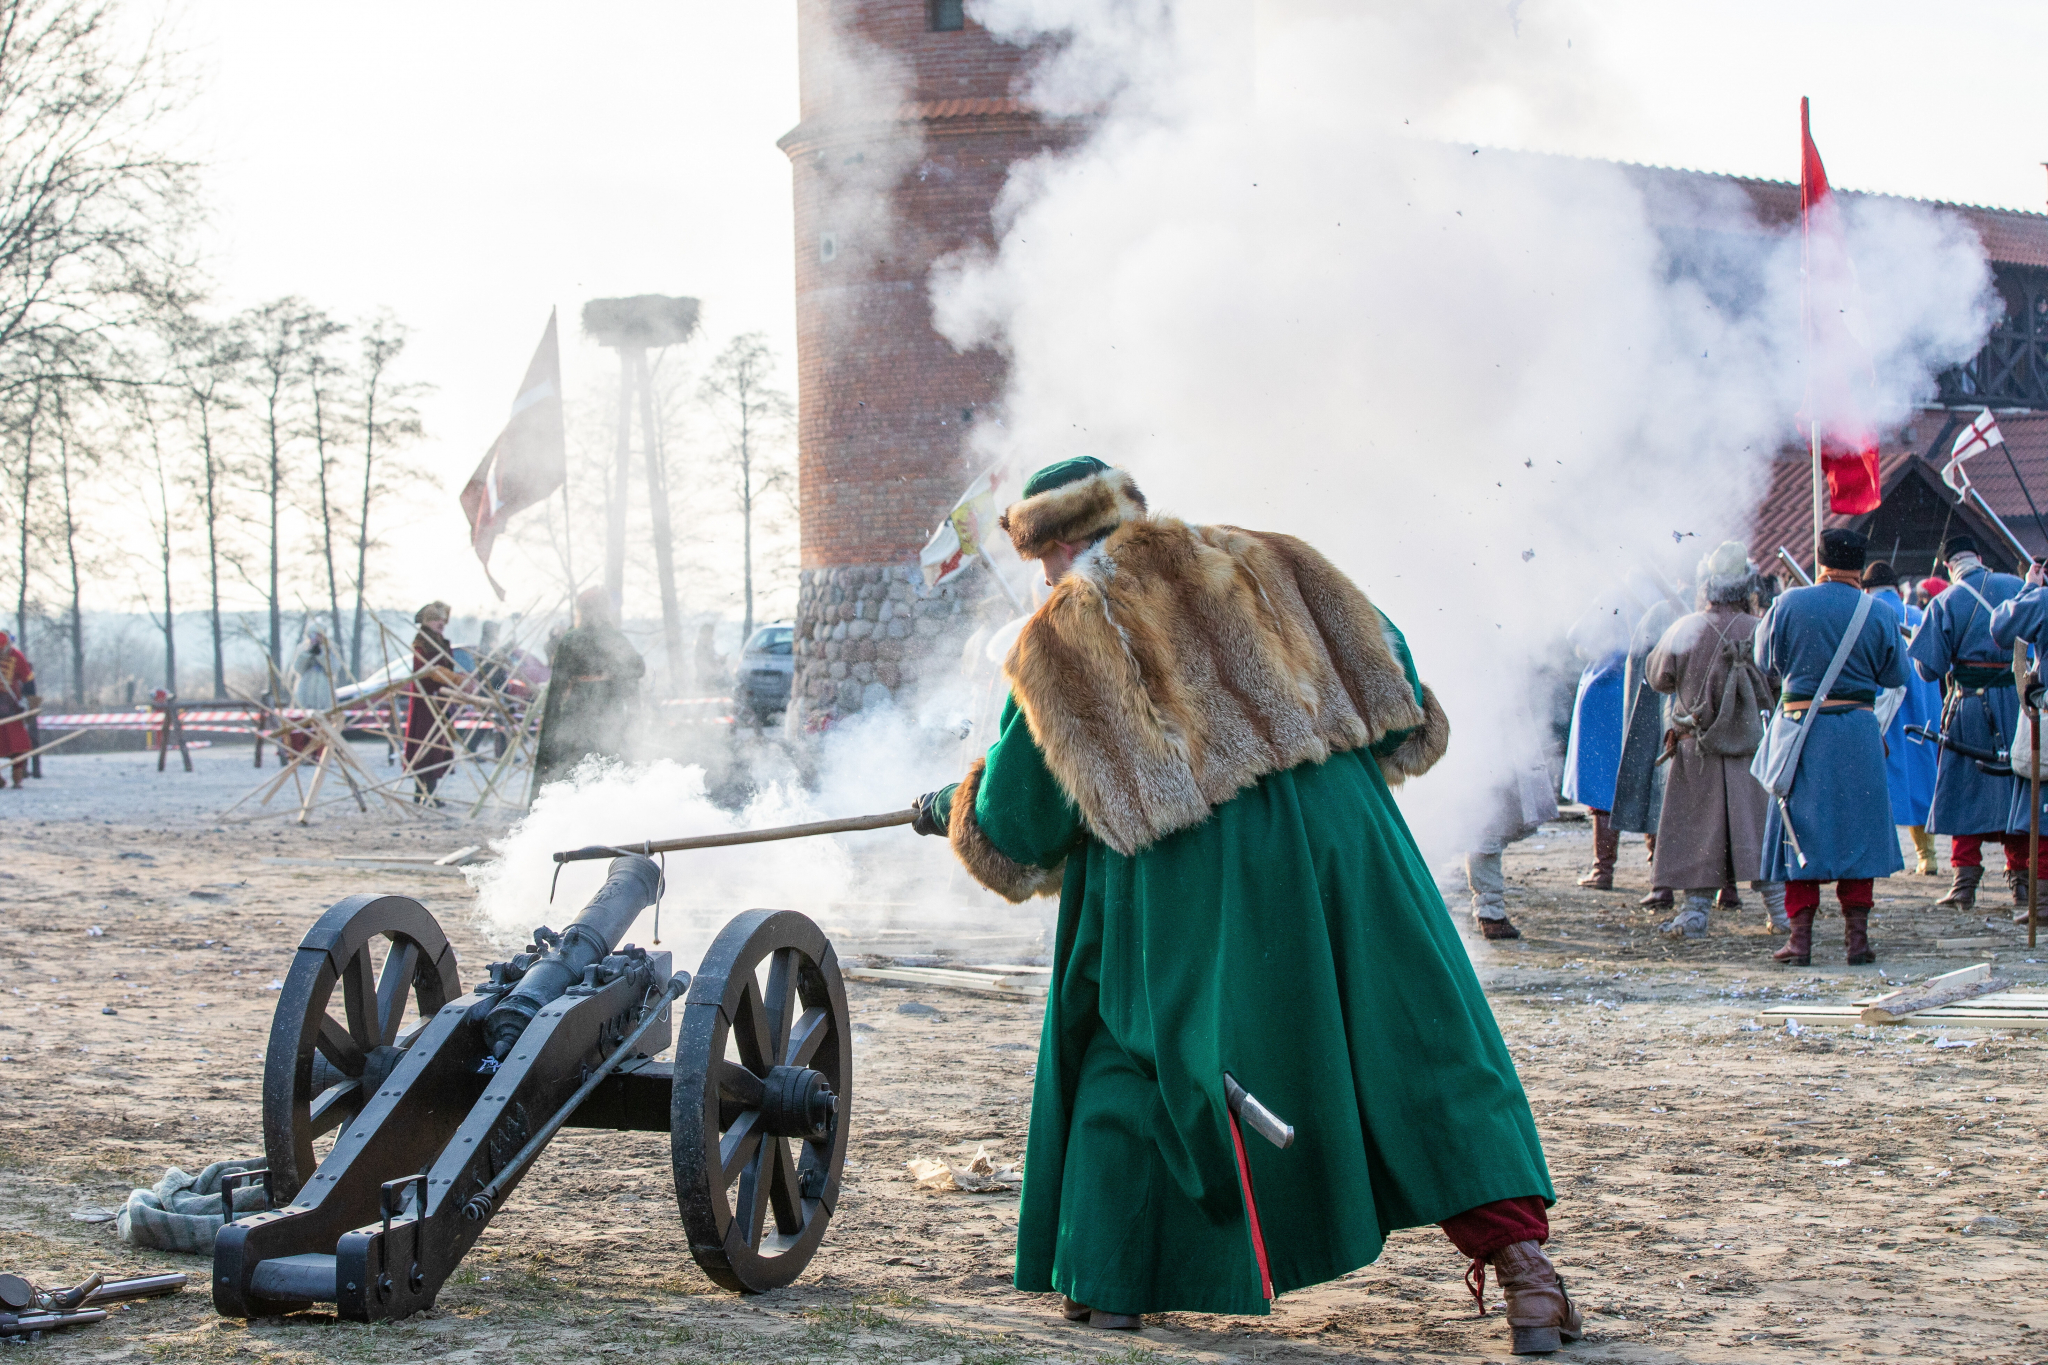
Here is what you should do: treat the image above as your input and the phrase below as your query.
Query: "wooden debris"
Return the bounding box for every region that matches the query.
[1763,991,2048,1030]
[843,966,1048,999]
[1935,936,2004,949]
[1861,964,2014,1024]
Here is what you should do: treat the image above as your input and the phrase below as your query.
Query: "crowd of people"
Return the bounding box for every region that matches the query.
[1489,527,2048,964]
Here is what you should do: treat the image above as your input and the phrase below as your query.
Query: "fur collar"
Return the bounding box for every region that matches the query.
[995,515,1449,857]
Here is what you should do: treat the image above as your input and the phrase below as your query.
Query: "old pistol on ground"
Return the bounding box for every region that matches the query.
[212,854,854,1322]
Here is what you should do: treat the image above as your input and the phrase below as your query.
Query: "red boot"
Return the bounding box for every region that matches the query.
[1773,907,1814,966]
[1843,906,1875,965]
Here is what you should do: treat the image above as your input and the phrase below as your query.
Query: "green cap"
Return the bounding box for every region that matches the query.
[1021,456,1111,500]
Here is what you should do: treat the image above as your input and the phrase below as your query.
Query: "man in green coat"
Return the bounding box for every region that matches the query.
[912,459,1578,1355]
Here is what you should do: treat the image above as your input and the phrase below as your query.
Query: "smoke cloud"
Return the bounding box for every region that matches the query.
[932,0,1996,862]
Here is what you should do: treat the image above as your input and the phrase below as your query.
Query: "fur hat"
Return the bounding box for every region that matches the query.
[1818,528,1868,572]
[1000,458,1148,560]
[1697,540,1751,594]
[1943,534,1980,561]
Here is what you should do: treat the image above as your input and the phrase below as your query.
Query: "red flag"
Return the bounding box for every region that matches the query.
[460,310,568,599]
[1799,98,1882,516]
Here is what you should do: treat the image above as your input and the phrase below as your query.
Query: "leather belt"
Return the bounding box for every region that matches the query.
[1780,699,1872,715]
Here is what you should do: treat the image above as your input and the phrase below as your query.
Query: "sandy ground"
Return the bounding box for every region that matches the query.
[4,748,2048,1362]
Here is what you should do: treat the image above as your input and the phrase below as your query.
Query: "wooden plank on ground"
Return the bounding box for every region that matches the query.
[1862,964,2012,1023]
[1762,992,2048,1030]
[843,966,1048,999]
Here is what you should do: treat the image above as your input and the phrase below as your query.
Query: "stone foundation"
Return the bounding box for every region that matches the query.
[793,563,985,724]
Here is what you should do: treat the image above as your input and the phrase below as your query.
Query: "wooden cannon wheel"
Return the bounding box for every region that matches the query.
[262,895,461,1203]
[671,910,851,1292]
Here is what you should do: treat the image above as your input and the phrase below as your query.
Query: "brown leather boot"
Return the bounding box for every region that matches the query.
[1485,1240,1583,1355]
[1638,887,1673,908]
[1576,812,1618,890]
[1773,907,1815,966]
[1716,884,1742,909]
[1843,906,1876,965]
[2006,864,2030,906]
[1935,864,1982,909]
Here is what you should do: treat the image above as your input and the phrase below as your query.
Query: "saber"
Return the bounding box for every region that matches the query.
[1223,1071,1295,1149]
[553,807,917,864]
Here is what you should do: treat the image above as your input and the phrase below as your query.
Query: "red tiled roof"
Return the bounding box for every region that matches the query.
[1748,409,2048,572]
[1623,163,2048,269]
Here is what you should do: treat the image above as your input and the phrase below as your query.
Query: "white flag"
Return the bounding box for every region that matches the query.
[919,463,1009,589]
[1942,407,2004,495]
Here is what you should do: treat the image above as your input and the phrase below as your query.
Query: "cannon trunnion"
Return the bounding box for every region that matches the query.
[214,858,851,1321]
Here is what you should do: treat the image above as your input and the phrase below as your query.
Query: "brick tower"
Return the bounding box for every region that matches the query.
[779,0,1083,722]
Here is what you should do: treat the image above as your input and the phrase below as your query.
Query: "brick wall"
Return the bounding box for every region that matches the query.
[781,0,1085,721]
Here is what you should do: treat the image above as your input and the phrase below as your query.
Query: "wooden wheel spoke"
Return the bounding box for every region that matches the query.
[340,945,378,1046]
[765,1136,803,1236]
[729,980,775,1075]
[308,1079,363,1137]
[719,1107,765,1185]
[314,1012,367,1076]
[735,1139,774,1249]
[716,1058,766,1107]
[786,1006,831,1068]
[762,948,798,1062]
[373,940,419,1047]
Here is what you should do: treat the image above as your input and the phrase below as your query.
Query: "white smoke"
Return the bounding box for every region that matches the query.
[469,702,1048,967]
[930,0,1996,863]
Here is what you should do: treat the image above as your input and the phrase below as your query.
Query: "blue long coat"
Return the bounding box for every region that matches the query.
[1991,587,2048,834]
[1869,590,1938,826]
[1561,595,1636,812]
[1909,565,2025,835]
[1755,581,1909,882]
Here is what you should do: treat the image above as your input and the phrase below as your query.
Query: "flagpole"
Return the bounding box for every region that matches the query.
[1811,427,1824,573]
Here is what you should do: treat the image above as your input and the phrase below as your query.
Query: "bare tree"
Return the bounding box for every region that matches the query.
[698,334,795,645]
[50,393,88,701]
[241,297,341,678]
[305,336,350,660]
[6,382,44,645]
[0,0,198,400]
[130,385,175,691]
[166,317,245,697]
[349,312,422,678]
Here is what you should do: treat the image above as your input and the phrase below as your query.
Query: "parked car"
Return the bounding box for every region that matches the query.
[739,622,794,723]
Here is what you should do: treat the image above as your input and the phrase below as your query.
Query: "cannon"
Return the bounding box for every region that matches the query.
[213,855,851,1320]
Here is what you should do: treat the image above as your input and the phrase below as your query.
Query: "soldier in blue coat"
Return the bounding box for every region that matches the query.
[1988,558,2048,922]
[1907,536,2027,910]
[1755,530,1908,966]
[1863,563,1940,874]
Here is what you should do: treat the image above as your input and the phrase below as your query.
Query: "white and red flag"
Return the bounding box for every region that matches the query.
[1941,407,2006,495]
[1798,97,1883,516]
[460,310,567,599]
[920,462,1009,589]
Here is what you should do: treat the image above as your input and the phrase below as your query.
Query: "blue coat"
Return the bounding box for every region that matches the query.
[1909,565,2025,835]
[1990,586,2048,834]
[1560,594,1636,812]
[1755,581,1908,882]
[1869,591,1938,826]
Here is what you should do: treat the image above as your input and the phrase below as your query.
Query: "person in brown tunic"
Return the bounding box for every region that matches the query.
[1646,542,1786,939]
[403,601,461,804]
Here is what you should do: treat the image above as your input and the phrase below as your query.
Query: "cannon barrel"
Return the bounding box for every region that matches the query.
[484,855,662,1059]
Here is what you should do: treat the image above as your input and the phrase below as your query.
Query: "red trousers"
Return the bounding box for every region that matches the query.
[1439,1196,1550,1260]
[1950,833,2048,878]
[1785,879,1873,916]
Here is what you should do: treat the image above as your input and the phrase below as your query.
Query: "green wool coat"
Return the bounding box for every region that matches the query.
[937,624,1553,1317]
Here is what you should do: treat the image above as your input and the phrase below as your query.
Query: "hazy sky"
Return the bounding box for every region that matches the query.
[169,1,2048,620]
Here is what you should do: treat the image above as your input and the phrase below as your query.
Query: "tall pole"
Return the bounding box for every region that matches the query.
[604,349,633,610]
[2031,701,2041,952]
[1811,428,1825,573]
[636,348,687,695]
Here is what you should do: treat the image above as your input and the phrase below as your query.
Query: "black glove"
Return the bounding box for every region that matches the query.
[910,790,947,837]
